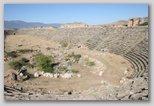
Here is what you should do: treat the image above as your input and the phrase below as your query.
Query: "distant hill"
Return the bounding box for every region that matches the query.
[4,20,62,29]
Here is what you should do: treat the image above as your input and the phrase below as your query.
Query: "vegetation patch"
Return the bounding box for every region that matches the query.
[9,58,31,70]
[70,69,79,74]
[34,53,56,73]
[17,49,33,53]
[139,22,148,26]
[56,66,68,74]
[6,51,18,58]
[86,61,95,66]
[123,24,128,27]
[61,41,68,47]
[85,58,95,66]
[24,71,35,79]
[18,44,23,47]
[46,47,52,50]
[65,52,81,63]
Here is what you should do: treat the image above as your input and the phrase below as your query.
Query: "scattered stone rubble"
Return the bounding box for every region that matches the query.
[4,75,148,100]
[11,66,29,82]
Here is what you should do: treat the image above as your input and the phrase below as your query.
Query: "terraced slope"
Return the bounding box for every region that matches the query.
[15,27,148,54]
[124,51,148,78]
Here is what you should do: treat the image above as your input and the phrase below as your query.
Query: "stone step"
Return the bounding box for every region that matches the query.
[135,51,148,58]
[126,53,147,71]
[126,52,148,77]
[128,52,148,69]
[124,56,139,78]
[124,52,149,78]
[124,54,142,71]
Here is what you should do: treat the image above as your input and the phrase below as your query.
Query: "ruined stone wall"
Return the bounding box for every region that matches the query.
[60,22,89,28]
[128,17,148,27]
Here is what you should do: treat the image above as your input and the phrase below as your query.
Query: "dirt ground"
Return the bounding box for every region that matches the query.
[4,35,135,94]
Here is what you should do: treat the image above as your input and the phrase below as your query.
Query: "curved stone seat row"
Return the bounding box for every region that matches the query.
[124,51,148,78]
[126,53,148,70]
[124,55,139,77]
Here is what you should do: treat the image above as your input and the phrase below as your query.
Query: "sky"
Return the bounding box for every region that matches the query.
[4,4,148,25]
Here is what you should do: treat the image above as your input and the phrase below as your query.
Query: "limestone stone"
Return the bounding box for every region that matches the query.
[62,73,72,79]
[77,74,81,77]
[43,73,53,78]
[101,80,108,85]
[34,72,40,78]
[99,71,104,76]
[130,93,144,100]
[19,73,23,77]
[119,77,126,83]
[11,72,17,81]
[54,74,59,78]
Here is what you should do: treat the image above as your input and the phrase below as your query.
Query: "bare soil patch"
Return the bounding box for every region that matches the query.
[4,35,135,94]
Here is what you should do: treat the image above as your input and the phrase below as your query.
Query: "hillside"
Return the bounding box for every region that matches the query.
[4,20,62,29]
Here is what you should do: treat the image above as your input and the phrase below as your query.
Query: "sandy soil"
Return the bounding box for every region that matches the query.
[4,35,135,94]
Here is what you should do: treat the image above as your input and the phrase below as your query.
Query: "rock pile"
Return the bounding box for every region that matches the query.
[4,75,148,100]
[11,66,29,82]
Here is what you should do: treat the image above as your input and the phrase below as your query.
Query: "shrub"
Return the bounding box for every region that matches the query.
[85,58,95,66]
[9,61,22,70]
[17,49,33,53]
[34,53,55,73]
[65,52,81,63]
[58,66,67,71]
[86,61,95,66]
[68,61,73,66]
[9,58,30,70]
[123,24,128,27]
[56,66,68,74]
[61,41,68,47]
[18,44,23,47]
[6,51,18,58]
[42,67,54,73]
[70,69,79,74]
[73,54,81,62]
[139,22,148,26]
[24,72,35,79]
[46,47,51,50]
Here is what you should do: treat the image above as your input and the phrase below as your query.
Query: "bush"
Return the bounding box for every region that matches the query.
[139,22,148,26]
[123,24,128,27]
[70,69,79,74]
[85,58,95,66]
[65,52,81,63]
[55,66,68,74]
[9,58,30,70]
[17,49,33,53]
[46,47,51,50]
[24,72,35,79]
[9,61,22,70]
[61,41,68,47]
[18,44,23,47]
[74,54,81,62]
[86,61,95,66]
[6,51,18,58]
[34,53,55,73]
